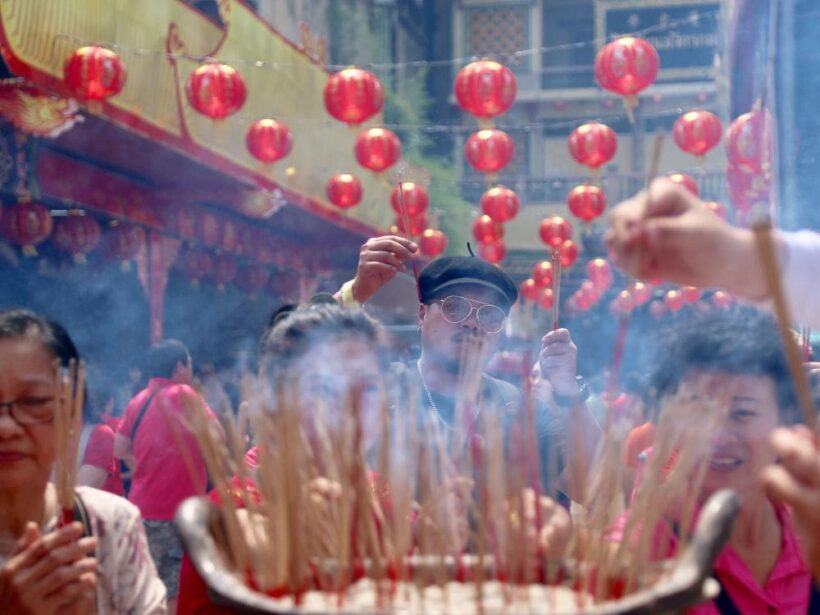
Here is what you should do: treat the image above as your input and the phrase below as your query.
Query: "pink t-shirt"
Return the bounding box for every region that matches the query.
[82,416,125,496]
[117,378,216,520]
[609,503,811,614]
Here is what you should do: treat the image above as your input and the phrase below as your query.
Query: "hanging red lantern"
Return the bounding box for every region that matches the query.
[389,182,429,218]
[64,46,126,101]
[178,247,213,285]
[587,258,614,290]
[197,211,223,247]
[531,260,554,288]
[479,240,505,264]
[186,63,247,119]
[392,214,428,237]
[246,119,293,163]
[104,224,145,268]
[727,163,770,213]
[454,60,517,118]
[631,281,652,306]
[355,127,401,172]
[673,110,723,157]
[1,202,53,255]
[567,123,617,170]
[594,37,659,100]
[53,213,101,263]
[326,174,363,209]
[473,214,503,244]
[666,173,700,197]
[726,109,772,175]
[520,278,540,302]
[703,201,728,221]
[323,67,384,125]
[649,299,667,319]
[610,289,633,316]
[664,289,685,312]
[419,229,448,257]
[712,290,734,308]
[538,288,555,310]
[480,186,520,223]
[578,280,601,304]
[574,292,593,311]
[464,129,514,174]
[567,184,607,223]
[538,216,573,248]
[213,255,238,290]
[558,239,579,268]
[235,265,271,296]
[681,286,701,303]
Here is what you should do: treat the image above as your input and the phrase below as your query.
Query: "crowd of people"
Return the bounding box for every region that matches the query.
[0,179,819,614]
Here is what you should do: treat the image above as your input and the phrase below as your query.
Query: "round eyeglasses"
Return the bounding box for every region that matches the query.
[0,397,55,425]
[435,295,506,333]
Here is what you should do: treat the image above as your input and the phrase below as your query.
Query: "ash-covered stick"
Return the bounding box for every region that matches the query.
[397,182,422,300]
[551,250,563,331]
[752,219,817,427]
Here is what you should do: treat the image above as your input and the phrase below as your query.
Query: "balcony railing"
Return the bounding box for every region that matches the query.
[459,171,728,205]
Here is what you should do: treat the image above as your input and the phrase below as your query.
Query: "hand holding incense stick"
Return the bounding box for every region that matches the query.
[53,359,85,526]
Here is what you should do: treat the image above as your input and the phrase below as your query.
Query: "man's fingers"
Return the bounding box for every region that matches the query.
[12,522,84,571]
[645,178,695,218]
[362,250,408,271]
[770,428,820,486]
[364,237,417,260]
[542,329,572,345]
[360,262,403,278]
[761,465,816,516]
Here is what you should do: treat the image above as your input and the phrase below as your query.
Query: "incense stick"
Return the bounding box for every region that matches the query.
[53,360,84,525]
[751,219,817,427]
[396,182,422,300]
[551,251,562,331]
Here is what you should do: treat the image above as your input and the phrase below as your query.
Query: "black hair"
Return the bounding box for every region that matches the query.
[648,306,799,424]
[146,339,191,379]
[259,302,385,378]
[0,309,80,367]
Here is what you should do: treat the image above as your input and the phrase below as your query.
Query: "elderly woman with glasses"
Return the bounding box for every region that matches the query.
[0,309,166,614]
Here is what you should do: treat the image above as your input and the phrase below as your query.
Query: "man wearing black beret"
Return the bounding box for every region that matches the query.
[334,235,599,501]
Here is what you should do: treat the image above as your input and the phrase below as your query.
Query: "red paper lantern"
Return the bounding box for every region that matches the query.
[558,239,579,268]
[465,129,514,174]
[703,201,728,221]
[53,214,101,262]
[666,173,700,197]
[631,281,652,306]
[610,290,633,315]
[727,163,770,213]
[673,110,723,157]
[186,63,247,119]
[419,229,448,257]
[236,265,271,296]
[326,174,363,209]
[587,258,614,290]
[323,67,384,125]
[179,248,213,285]
[649,299,667,319]
[389,183,429,218]
[246,119,293,163]
[392,214,428,237]
[532,261,554,288]
[520,278,540,302]
[197,211,223,247]
[664,289,685,312]
[480,186,520,223]
[479,240,505,264]
[64,46,126,101]
[538,288,555,310]
[712,290,734,308]
[567,123,617,170]
[213,255,238,289]
[355,127,401,172]
[578,280,601,305]
[105,224,145,267]
[473,214,504,244]
[726,109,772,175]
[594,37,660,98]
[539,216,573,248]
[454,60,517,118]
[681,286,701,303]
[567,184,607,223]
[1,202,53,255]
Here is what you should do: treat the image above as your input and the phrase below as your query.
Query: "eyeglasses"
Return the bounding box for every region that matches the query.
[0,397,55,425]
[435,295,506,333]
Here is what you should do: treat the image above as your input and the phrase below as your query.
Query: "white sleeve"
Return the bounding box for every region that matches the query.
[778,230,820,329]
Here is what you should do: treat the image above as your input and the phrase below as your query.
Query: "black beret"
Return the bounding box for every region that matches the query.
[418,256,518,312]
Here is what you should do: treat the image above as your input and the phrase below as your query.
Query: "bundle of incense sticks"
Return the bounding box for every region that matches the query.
[176,350,732,612]
[53,359,85,526]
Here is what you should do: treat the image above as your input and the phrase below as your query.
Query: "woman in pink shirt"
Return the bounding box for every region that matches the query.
[616,308,816,614]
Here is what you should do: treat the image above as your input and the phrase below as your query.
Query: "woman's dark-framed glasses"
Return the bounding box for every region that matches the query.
[0,397,55,425]
[437,295,506,333]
